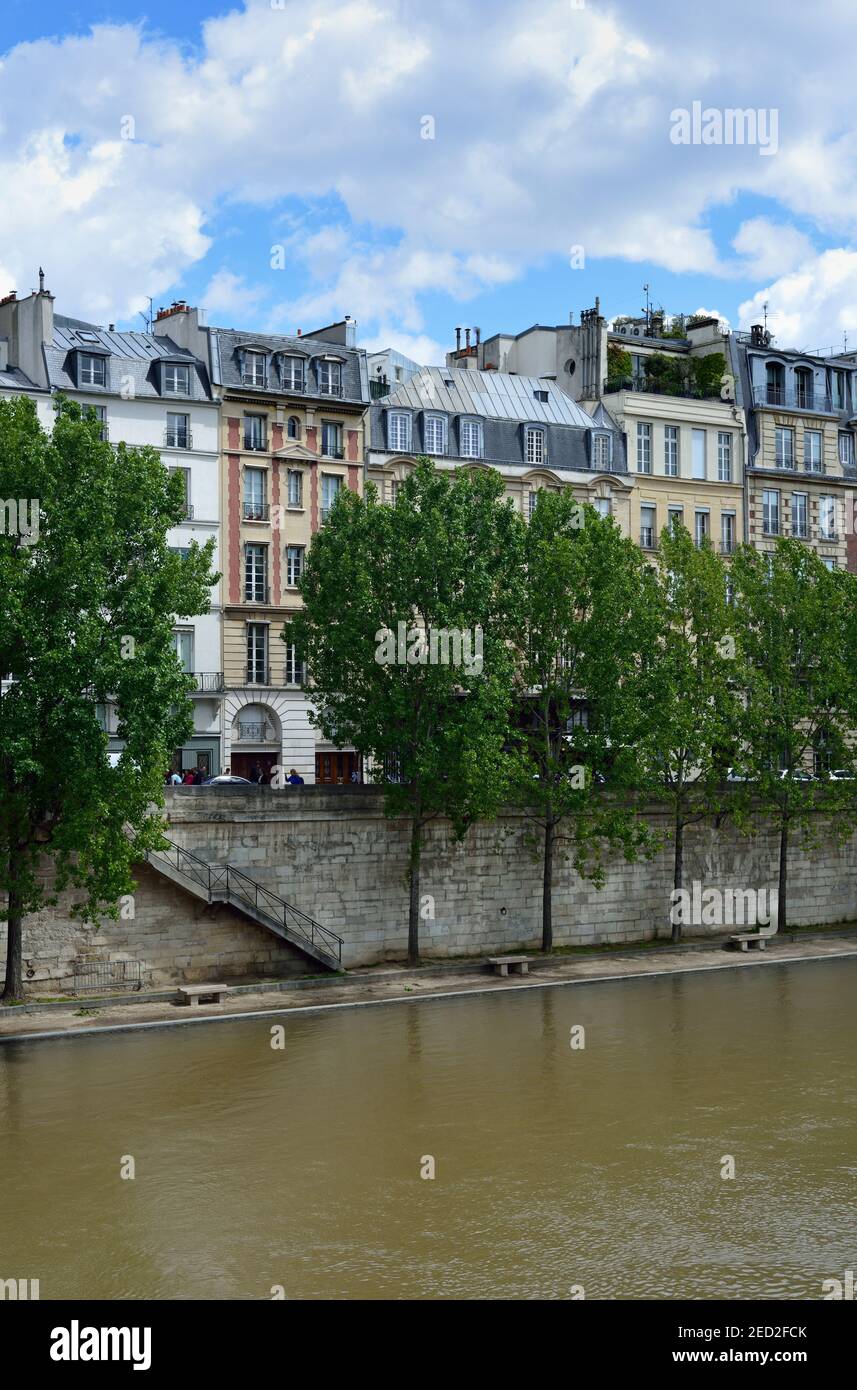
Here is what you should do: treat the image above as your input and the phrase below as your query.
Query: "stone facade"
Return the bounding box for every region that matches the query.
[3,786,856,992]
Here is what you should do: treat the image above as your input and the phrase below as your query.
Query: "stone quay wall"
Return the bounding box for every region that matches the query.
[2,785,856,991]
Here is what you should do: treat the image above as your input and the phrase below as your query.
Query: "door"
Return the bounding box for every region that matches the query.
[315,752,358,784]
[231,752,279,783]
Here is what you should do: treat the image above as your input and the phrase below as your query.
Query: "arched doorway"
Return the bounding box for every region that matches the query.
[230,703,281,782]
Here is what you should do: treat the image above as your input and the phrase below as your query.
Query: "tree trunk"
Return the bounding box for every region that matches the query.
[671,812,684,944]
[777,818,788,934]
[2,868,25,1002]
[407,812,422,966]
[542,818,554,954]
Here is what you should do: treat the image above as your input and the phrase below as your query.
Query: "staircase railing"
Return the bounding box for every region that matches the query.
[147,838,343,965]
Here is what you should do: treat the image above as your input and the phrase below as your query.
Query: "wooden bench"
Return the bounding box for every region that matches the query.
[488,955,530,977]
[177,983,230,1006]
[729,925,776,952]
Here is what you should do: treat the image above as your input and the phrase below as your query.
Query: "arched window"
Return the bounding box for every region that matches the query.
[288,416,300,439]
[794,367,813,410]
[766,362,784,405]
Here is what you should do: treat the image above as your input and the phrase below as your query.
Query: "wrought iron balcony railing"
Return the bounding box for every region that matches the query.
[191,671,224,692]
[243,501,270,521]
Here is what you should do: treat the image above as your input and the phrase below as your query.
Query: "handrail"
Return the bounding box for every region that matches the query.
[146,837,343,964]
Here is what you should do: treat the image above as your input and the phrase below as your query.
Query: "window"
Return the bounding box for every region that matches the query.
[533,388,549,403]
[775,426,795,469]
[791,492,808,538]
[243,351,267,388]
[321,474,342,521]
[819,494,836,540]
[284,643,305,686]
[636,422,651,473]
[794,366,813,409]
[667,505,684,533]
[281,357,304,391]
[592,433,610,469]
[171,629,193,674]
[244,414,266,451]
[762,489,780,535]
[163,363,190,395]
[168,466,192,518]
[527,490,539,519]
[766,362,784,405]
[246,624,268,684]
[287,470,303,508]
[168,546,191,561]
[694,510,709,547]
[664,426,678,477]
[821,556,837,570]
[424,415,447,455]
[838,431,855,468]
[717,432,732,482]
[691,428,706,480]
[640,504,656,549]
[460,419,483,459]
[79,354,106,387]
[388,412,412,452]
[318,360,342,395]
[285,545,304,587]
[243,467,267,520]
[594,497,611,518]
[390,479,402,505]
[287,416,300,439]
[805,430,823,472]
[85,404,108,440]
[832,369,846,410]
[166,411,190,448]
[321,422,343,458]
[526,427,545,465]
[244,543,268,603]
[721,512,735,553]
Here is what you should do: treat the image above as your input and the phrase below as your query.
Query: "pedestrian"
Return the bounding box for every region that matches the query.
[249,761,263,784]
[286,768,304,785]
[193,766,204,785]
[182,769,195,784]
[169,769,182,785]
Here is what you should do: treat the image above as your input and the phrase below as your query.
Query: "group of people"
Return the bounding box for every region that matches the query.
[166,766,206,785]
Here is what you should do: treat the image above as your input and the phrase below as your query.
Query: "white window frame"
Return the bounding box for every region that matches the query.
[243,351,267,388]
[424,414,447,455]
[163,363,190,395]
[592,433,611,469]
[838,431,854,468]
[284,642,305,686]
[244,542,268,602]
[246,623,269,685]
[791,491,808,538]
[388,412,412,452]
[525,426,545,465]
[321,421,343,458]
[664,426,679,477]
[79,353,106,387]
[819,494,836,539]
[321,473,343,521]
[285,545,304,587]
[717,431,732,482]
[805,429,823,472]
[636,422,652,474]
[318,360,342,396]
[775,426,795,469]
[691,428,706,481]
[762,488,780,535]
[287,469,303,508]
[281,357,304,391]
[721,511,735,551]
[640,504,656,549]
[460,419,483,459]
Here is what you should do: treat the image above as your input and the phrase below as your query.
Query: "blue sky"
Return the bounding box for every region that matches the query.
[2,0,856,361]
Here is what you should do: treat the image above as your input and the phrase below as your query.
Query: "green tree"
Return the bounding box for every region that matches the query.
[644,353,687,396]
[688,352,726,398]
[606,343,632,385]
[729,540,857,932]
[0,397,216,1000]
[514,492,657,952]
[288,459,524,965]
[632,522,741,942]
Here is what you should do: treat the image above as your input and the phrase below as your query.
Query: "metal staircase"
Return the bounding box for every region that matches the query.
[145,836,343,971]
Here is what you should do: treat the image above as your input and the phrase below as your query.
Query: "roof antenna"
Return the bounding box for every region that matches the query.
[138,296,154,332]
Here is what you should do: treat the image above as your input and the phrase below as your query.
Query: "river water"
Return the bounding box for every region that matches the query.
[1,959,855,1300]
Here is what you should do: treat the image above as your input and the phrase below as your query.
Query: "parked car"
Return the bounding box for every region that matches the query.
[827,769,856,781]
[778,768,814,782]
[204,774,252,784]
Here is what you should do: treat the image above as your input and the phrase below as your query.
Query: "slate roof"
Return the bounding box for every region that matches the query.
[209,326,368,405]
[378,366,596,427]
[44,316,213,401]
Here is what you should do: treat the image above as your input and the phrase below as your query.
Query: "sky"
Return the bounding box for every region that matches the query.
[2,0,857,363]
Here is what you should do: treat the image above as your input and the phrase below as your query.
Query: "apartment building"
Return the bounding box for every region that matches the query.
[366,365,632,532]
[0,278,223,775]
[447,305,745,558]
[729,325,857,570]
[155,304,370,783]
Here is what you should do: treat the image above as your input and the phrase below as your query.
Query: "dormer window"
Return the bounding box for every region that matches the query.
[163,363,190,395]
[281,357,304,391]
[388,411,412,452]
[318,360,342,396]
[243,351,268,388]
[592,433,611,469]
[424,414,447,455]
[525,426,545,465]
[533,388,549,403]
[79,353,106,387]
[460,419,483,459]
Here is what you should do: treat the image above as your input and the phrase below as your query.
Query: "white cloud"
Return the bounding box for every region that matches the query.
[3,0,857,341]
[738,249,857,350]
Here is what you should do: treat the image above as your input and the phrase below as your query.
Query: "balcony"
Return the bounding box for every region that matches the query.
[317,383,342,398]
[244,586,270,605]
[164,427,192,449]
[754,385,833,413]
[604,375,722,401]
[370,378,391,400]
[191,671,224,692]
[245,667,272,686]
[242,372,268,389]
[243,435,268,452]
[321,447,345,460]
[178,502,195,519]
[243,501,270,521]
[235,720,277,742]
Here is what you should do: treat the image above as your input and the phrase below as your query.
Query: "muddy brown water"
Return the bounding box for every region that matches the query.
[1,958,855,1300]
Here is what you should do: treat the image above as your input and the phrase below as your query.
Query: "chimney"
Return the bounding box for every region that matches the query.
[475,326,481,346]
[343,314,357,348]
[455,327,462,352]
[465,327,471,349]
[297,328,302,336]
[0,291,17,308]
